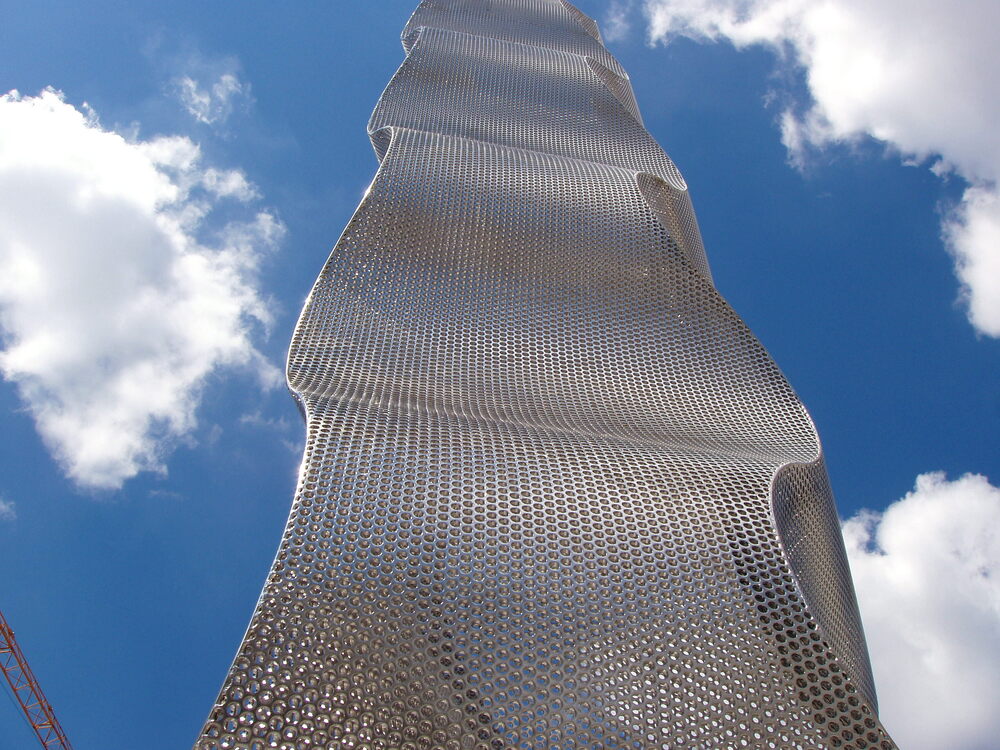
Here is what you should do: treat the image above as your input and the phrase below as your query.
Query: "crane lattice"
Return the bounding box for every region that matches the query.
[0,610,72,749]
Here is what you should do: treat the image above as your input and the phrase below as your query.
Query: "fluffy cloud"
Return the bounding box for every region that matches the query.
[0,88,282,490]
[0,496,15,521]
[603,1,635,43]
[642,0,1000,337]
[174,71,250,127]
[943,187,1000,337]
[844,472,1000,750]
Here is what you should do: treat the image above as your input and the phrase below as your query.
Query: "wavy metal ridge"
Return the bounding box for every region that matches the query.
[196,2,895,747]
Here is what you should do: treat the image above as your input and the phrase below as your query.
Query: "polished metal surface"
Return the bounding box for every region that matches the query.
[196,2,895,747]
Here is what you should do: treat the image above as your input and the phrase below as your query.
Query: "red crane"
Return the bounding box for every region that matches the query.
[0,610,72,749]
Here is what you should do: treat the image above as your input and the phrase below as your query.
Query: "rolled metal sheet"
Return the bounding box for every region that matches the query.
[196,2,895,747]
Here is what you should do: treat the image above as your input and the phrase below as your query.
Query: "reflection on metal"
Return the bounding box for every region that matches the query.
[197,2,896,747]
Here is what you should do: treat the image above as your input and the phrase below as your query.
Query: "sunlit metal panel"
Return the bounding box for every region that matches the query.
[196,3,895,747]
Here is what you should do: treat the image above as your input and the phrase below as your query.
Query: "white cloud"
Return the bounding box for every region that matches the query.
[643,0,1000,337]
[239,409,290,432]
[943,187,1000,337]
[0,88,283,490]
[0,496,15,521]
[174,71,250,127]
[604,1,635,43]
[844,472,1000,750]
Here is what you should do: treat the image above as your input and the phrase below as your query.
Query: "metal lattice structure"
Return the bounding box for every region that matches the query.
[197,2,896,747]
[0,610,73,749]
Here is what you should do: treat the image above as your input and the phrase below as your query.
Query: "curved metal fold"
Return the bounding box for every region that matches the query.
[196,2,894,748]
[369,26,707,278]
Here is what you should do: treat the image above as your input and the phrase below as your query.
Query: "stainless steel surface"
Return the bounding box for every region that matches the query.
[196,2,895,747]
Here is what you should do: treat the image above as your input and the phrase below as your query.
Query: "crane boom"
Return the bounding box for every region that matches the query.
[0,610,72,749]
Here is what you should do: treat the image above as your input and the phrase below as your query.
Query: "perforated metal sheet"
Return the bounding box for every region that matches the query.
[370,25,708,279]
[196,2,895,748]
[401,3,645,127]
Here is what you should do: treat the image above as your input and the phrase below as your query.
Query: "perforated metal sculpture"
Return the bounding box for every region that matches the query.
[196,2,895,747]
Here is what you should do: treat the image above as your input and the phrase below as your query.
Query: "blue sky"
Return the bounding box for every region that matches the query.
[1,1,997,748]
